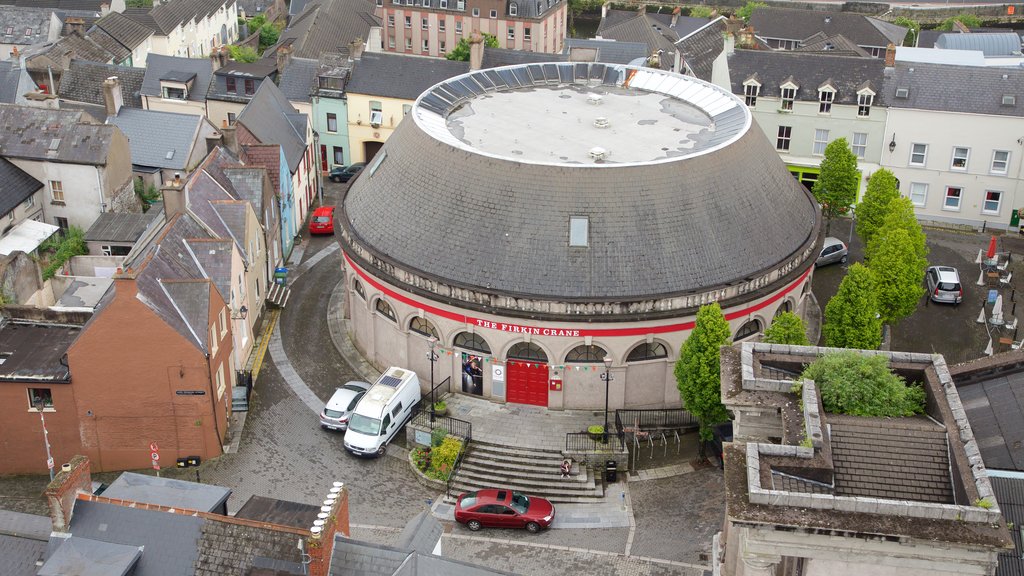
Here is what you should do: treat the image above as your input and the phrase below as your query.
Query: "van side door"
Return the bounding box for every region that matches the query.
[381,414,391,438]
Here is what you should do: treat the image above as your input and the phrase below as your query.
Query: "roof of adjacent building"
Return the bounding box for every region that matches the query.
[107,107,205,170]
[676,16,727,82]
[951,353,1024,472]
[728,49,885,105]
[884,61,1024,117]
[32,31,114,67]
[277,56,318,102]
[141,53,214,102]
[597,10,702,67]
[234,495,320,529]
[101,472,232,513]
[86,27,131,61]
[0,219,60,255]
[0,6,56,46]
[37,536,142,576]
[344,63,818,299]
[0,104,118,165]
[0,509,51,576]
[0,0,110,8]
[795,32,871,57]
[92,11,153,51]
[236,79,307,172]
[750,6,906,48]
[347,52,468,100]
[935,32,1023,56]
[990,475,1024,576]
[482,47,567,69]
[273,0,378,60]
[0,60,23,103]
[0,319,81,383]
[143,0,236,35]
[563,38,649,65]
[58,60,146,109]
[0,156,43,217]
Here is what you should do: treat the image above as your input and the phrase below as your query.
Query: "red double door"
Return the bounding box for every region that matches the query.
[506,362,548,407]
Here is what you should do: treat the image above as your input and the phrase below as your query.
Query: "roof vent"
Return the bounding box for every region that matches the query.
[48,138,60,151]
[589,146,608,161]
[895,88,909,99]
[593,116,610,128]
[1003,94,1016,106]
[824,16,831,23]
[587,93,603,105]
[165,150,175,160]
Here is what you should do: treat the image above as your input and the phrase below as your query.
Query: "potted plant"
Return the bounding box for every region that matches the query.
[587,425,605,442]
[433,400,448,417]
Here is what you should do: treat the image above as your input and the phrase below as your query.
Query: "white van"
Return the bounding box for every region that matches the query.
[343,367,422,457]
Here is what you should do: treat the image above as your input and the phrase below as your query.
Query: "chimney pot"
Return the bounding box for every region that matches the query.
[45,456,92,534]
[884,43,896,67]
[468,32,485,71]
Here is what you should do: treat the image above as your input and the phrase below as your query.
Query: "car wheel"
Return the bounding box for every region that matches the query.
[840,255,848,264]
[467,520,482,531]
[525,522,541,533]
[377,445,387,456]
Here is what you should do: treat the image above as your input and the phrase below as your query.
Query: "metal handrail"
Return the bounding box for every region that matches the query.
[614,408,699,434]
[446,444,467,498]
[565,431,624,453]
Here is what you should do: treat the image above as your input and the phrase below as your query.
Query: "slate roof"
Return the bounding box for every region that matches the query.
[395,511,441,556]
[277,56,318,102]
[58,60,146,109]
[92,11,153,51]
[936,32,1023,56]
[141,53,214,102]
[0,533,47,576]
[272,0,378,60]
[38,536,142,576]
[146,0,236,36]
[101,472,232,513]
[991,475,1024,576]
[186,238,233,301]
[193,517,306,576]
[795,32,871,57]
[596,10,709,68]
[0,157,43,217]
[234,496,320,530]
[728,49,885,105]
[236,80,307,172]
[0,6,56,46]
[0,105,120,165]
[85,27,130,61]
[347,52,468,100]
[107,107,205,170]
[956,367,1024,472]
[34,31,114,67]
[884,61,1024,117]
[482,47,566,69]
[0,319,80,382]
[563,38,648,65]
[0,0,110,8]
[676,16,727,82]
[0,60,22,103]
[328,539,515,576]
[750,6,906,48]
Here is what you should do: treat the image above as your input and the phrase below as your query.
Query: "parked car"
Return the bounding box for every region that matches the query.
[320,381,371,431]
[344,367,421,457]
[454,489,555,533]
[926,266,963,305]
[308,206,335,235]
[328,163,365,183]
[815,237,848,267]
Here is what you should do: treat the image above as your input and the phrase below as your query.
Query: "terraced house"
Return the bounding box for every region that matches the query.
[123,0,238,59]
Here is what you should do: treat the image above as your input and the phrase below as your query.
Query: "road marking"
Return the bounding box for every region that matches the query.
[269,325,324,414]
[251,309,279,380]
[290,242,339,283]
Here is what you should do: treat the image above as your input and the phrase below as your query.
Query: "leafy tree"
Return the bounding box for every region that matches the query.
[764,312,810,346]
[735,1,766,22]
[675,303,732,443]
[799,352,925,417]
[228,45,259,63]
[937,13,982,31]
[893,16,920,46]
[856,168,899,249]
[126,0,152,7]
[869,227,927,325]
[812,138,859,234]
[568,0,603,36]
[688,6,715,18]
[824,263,882,349]
[259,23,280,50]
[867,196,928,264]
[445,33,499,61]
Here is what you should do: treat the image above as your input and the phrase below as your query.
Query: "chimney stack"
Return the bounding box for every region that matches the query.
[218,46,230,69]
[221,119,239,155]
[210,49,222,71]
[468,31,485,71]
[884,42,896,67]
[205,131,223,156]
[671,6,681,28]
[100,2,110,15]
[601,1,609,19]
[45,456,92,534]
[65,17,85,37]
[307,482,351,576]
[348,38,365,61]
[276,44,293,76]
[161,172,186,216]
[102,76,123,117]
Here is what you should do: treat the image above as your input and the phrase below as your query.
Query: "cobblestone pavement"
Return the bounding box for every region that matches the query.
[627,469,725,565]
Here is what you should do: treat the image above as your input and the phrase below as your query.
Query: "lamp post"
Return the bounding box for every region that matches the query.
[35,396,54,481]
[427,337,439,422]
[601,356,613,444]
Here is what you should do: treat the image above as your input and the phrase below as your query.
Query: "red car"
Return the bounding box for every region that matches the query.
[454,489,555,533]
[308,206,335,235]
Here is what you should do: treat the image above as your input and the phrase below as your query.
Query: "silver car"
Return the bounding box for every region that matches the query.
[815,237,849,267]
[926,266,962,305]
[320,381,371,431]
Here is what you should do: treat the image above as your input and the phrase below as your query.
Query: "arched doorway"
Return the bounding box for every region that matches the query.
[364,141,383,162]
[506,342,548,407]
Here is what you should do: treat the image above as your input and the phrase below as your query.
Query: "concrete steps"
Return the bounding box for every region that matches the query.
[450,440,605,502]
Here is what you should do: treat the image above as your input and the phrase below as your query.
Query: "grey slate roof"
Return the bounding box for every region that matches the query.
[0,6,56,46]
[145,0,236,36]
[272,0,378,60]
[795,32,871,57]
[0,533,47,576]
[0,319,79,382]
[0,0,110,8]
[676,16,727,82]
[38,536,142,576]
[728,49,885,105]
[85,27,130,61]
[563,38,649,65]
[92,11,153,51]
[0,509,52,540]
[278,56,318,102]
[187,238,233,301]
[58,59,146,109]
[347,52,468,100]
[193,518,306,576]
[0,157,43,217]
[36,31,114,66]
[750,7,906,48]
[991,475,1024,576]
[0,60,21,103]
[884,61,1024,117]
[395,511,441,556]
[482,47,566,69]
[233,495,319,529]
[957,372,1024,472]
[141,53,214,102]
[0,105,119,165]
[329,538,515,576]
[101,472,232,513]
[237,79,307,172]
[936,32,1023,56]
[107,107,205,170]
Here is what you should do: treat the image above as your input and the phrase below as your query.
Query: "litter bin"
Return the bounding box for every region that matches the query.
[605,460,617,483]
[274,267,288,285]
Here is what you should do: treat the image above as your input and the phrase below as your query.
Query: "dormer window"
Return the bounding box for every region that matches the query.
[162,85,186,100]
[818,88,834,114]
[780,83,797,111]
[857,91,874,116]
[226,76,236,92]
[510,2,517,15]
[743,81,760,106]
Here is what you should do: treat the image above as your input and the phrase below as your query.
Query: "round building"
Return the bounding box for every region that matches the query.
[339,63,821,410]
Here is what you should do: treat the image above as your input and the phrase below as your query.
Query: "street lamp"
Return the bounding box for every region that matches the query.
[601,356,614,444]
[427,337,439,422]
[34,396,54,481]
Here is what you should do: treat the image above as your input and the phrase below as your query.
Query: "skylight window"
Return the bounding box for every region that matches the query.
[569,216,589,247]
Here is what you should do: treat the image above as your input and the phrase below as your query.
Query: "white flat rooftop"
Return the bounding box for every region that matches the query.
[0,219,59,256]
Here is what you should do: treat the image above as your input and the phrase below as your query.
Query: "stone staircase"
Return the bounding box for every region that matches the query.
[448,440,605,503]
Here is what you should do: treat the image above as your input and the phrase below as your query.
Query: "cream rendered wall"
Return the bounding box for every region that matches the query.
[206,99,246,128]
[9,160,105,230]
[143,94,207,116]
[346,92,411,163]
[0,190,45,232]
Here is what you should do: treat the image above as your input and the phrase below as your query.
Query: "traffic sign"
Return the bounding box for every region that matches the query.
[152,460,160,471]
[151,452,160,461]
[47,457,54,470]
[149,441,159,452]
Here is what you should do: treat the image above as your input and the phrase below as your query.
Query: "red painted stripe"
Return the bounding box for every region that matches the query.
[343,251,812,337]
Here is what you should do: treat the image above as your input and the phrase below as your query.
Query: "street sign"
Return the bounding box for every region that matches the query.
[47,457,54,470]
[149,441,159,452]
[151,452,160,461]
[152,460,160,471]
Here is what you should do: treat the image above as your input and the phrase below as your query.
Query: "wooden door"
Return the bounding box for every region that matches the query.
[506,362,547,407]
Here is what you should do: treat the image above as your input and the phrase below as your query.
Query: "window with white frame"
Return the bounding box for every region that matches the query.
[489,9,497,17]
[49,180,64,203]
[440,40,446,52]
[457,0,464,9]
[439,19,446,31]
[210,325,218,355]
[405,15,411,27]
[812,129,829,156]
[369,101,383,125]
[510,1,517,15]
[422,17,428,29]
[326,113,337,132]
[852,132,867,159]
[472,7,479,16]
[910,143,927,166]
[743,82,759,106]
[455,20,462,33]
[388,14,394,26]
[951,147,969,170]
[388,35,395,48]
[776,126,791,151]
[780,86,796,111]
[991,150,1010,174]
[857,92,873,116]
[524,27,530,39]
[219,308,227,337]
[508,26,514,39]
[944,186,963,210]
[818,89,834,114]
[909,182,928,207]
[405,37,412,49]
[421,38,429,51]
[440,0,447,7]
[28,387,53,410]
[983,190,1002,214]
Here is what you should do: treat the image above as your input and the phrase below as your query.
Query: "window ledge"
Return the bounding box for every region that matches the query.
[982,210,1001,216]
[28,407,56,413]
[941,206,962,212]
[50,200,65,206]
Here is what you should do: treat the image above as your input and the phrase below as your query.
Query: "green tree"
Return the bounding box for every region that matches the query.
[856,168,899,249]
[40,226,88,280]
[445,33,499,61]
[812,138,859,234]
[228,45,259,63]
[763,312,810,346]
[675,303,732,443]
[869,227,927,325]
[735,1,766,22]
[126,0,153,7]
[893,16,920,46]
[867,196,927,263]
[259,23,280,50]
[824,263,882,349]
[937,13,982,31]
[799,352,925,417]
[688,6,714,18]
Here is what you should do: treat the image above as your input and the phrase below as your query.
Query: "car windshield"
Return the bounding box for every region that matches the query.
[510,492,529,514]
[938,282,959,291]
[347,392,365,411]
[347,413,380,435]
[324,408,344,418]
[460,492,478,508]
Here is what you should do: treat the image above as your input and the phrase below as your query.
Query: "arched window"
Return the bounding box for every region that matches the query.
[375,298,396,322]
[734,319,761,341]
[626,342,668,362]
[353,279,366,300]
[775,301,792,317]
[454,332,491,354]
[509,1,517,15]
[409,317,439,339]
[507,342,548,362]
[565,344,607,363]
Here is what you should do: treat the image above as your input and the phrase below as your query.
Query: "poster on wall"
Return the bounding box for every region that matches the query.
[461,353,484,396]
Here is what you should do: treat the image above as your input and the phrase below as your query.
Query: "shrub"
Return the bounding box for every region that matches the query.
[228,45,259,63]
[735,1,766,22]
[764,312,810,346]
[688,6,714,18]
[800,352,925,417]
[587,425,604,435]
[41,227,88,280]
[430,427,448,448]
[427,436,462,480]
[411,447,431,472]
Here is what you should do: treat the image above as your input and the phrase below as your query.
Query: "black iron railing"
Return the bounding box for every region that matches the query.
[614,408,699,435]
[565,431,624,453]
[426,376,451,409]
[446,445,467,498]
